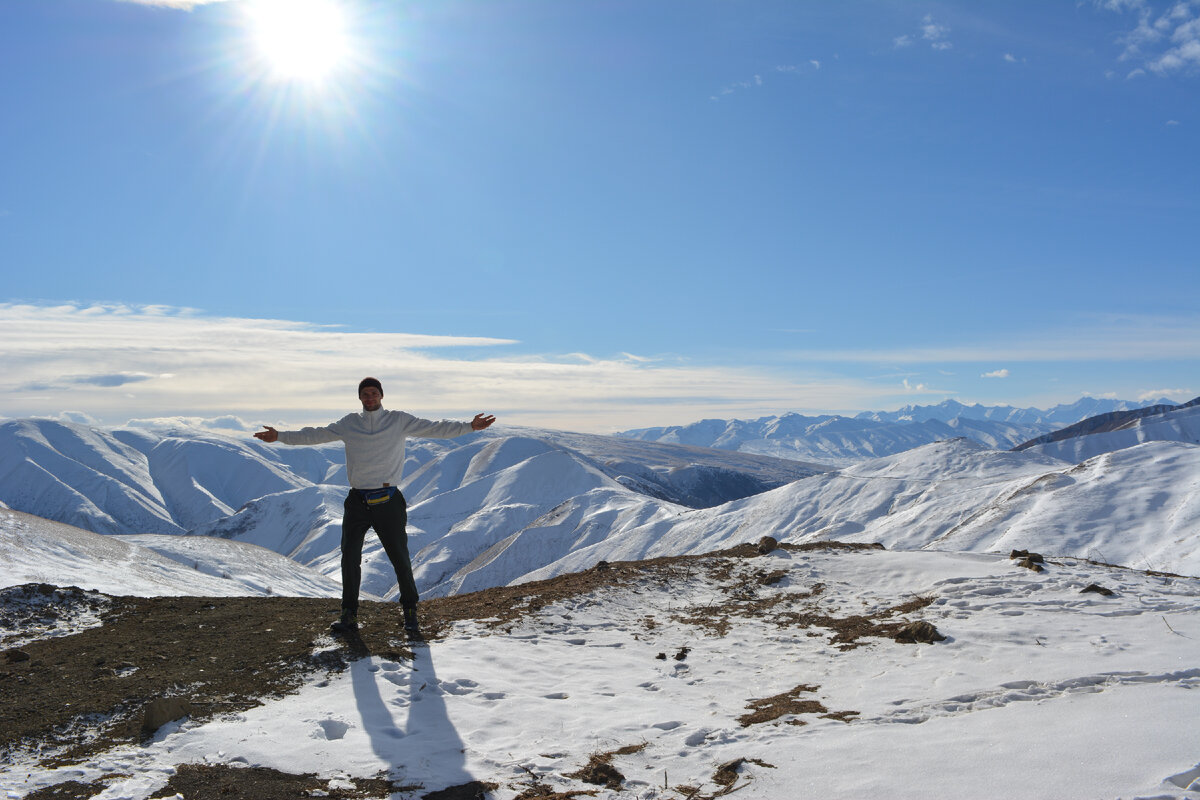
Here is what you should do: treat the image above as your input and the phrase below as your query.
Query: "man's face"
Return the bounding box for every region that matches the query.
[359,386,383,412]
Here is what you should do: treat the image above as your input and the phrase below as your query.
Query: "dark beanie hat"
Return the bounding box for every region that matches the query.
[358,377,383,396]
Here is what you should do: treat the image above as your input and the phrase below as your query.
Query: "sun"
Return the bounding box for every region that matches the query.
[245,0,351,83]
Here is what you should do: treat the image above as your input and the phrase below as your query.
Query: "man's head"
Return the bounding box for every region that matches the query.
[358,377,384,412]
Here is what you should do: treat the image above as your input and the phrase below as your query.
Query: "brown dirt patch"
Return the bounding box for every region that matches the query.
[147,763,408,799]
[566,743,647,790]
[737,684,826,726]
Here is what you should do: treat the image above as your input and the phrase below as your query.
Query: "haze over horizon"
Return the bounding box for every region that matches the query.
[2,1,1197,432]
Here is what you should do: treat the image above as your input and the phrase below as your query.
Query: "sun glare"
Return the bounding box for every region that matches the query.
[246,0,351,83]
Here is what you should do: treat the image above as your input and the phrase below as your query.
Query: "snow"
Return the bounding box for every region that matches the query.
[4,547,1199,799]
[0,507,344,600]
[1026,403,1200,463]
[522,438,1200,580]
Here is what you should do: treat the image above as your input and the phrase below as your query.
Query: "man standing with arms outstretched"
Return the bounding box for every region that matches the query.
[254,377,495,637]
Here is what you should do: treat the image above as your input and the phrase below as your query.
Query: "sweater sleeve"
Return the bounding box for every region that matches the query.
[399,413,474,440]
[276,420,346,446]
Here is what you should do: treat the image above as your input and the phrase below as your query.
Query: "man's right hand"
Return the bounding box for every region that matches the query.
[254,425,279,443]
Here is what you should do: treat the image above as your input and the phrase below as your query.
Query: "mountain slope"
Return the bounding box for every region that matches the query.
[1016,398,1200,461]
[0,420,817,538]
[620,411,1052,464]
[859,396,1176,426]
[521,438,1200,581]
[0,507,343,599]
[621,397,1181,465]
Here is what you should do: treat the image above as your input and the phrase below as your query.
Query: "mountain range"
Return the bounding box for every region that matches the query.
[2,397,1199,603]
[618,396,1181,464]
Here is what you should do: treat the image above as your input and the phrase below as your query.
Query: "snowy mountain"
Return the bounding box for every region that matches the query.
[858,396,1179,426]
[520,438,1200,581]
[1015,397,1200,459]
[619,396,1183,465]
[0,418,819,600]
[4,405,1199,608]
[0,507,344,600]
[619,411,1052,465]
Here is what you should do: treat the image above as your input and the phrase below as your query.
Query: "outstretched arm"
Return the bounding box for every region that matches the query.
[472,414,496,431]
[253,425,279,443]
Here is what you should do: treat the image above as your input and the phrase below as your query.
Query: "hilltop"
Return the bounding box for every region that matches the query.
[4,541,1199,799]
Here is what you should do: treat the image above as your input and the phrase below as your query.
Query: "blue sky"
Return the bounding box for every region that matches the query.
[1,0,1197,432]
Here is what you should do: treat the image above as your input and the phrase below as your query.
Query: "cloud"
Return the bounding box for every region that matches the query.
[711,75,763,100]
[56,411,101,425]
[124,415,256,432]
[895,15,952,51]
[1137,388,1193,402]
[981,369,1010,378]
[1100,0,1200,75]
[713,63,821,101]
[921,15,952,49]
[0,303,908,432]
[781,314,1200,364]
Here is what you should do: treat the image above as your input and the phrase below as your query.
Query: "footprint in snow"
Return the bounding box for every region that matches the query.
[314,719,351,740]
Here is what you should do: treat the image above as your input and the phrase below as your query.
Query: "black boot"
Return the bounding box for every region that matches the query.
[403,606,421,638]
[331,610,358,633]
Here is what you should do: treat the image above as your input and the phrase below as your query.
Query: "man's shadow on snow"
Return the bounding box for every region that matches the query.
[341,629,473,791]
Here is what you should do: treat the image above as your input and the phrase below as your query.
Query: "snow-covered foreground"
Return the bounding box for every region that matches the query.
[7,546,1200,799]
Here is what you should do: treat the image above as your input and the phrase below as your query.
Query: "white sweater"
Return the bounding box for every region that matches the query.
[277,408,474,490]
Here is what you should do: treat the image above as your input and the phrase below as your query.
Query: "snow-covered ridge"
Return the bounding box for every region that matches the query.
[0,418,819,599]
[520,438,1200,580]
[4,406,1200,603]
[1019,399,1200,462]
[619,396,1182,464]
[0,419,819,537]
[0,507,343,600]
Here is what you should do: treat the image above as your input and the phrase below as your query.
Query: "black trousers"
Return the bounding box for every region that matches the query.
[340,488,418,614]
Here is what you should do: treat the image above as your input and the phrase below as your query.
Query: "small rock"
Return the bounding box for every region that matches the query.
[141,696,193,736]
[894,621,946,644]
[1081,583,1116,597]
[3,649,30,664]
[1017,557,1045,573]
[1010,549,1044,563]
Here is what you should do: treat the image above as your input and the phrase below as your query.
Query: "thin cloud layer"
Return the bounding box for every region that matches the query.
[3,305,1193,432]
[0,304,898,432]
[783,314,1200,364]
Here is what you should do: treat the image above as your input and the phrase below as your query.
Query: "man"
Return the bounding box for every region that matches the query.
[254,377,495,636]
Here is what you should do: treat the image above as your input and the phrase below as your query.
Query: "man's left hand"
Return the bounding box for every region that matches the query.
[472,413,496,431]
